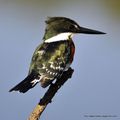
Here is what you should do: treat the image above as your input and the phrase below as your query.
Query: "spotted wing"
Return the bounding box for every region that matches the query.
[29,41,70,87]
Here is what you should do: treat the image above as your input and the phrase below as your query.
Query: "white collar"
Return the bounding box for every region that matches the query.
[44,33,74,43]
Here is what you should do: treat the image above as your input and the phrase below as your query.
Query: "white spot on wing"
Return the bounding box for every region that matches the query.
[37,50,44,55]
[53,73,55,75]
[50,63,56,69]
[31,79,40,86]
[42,64,46,69]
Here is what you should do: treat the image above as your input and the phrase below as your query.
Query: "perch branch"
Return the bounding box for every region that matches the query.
[28,67,74,120]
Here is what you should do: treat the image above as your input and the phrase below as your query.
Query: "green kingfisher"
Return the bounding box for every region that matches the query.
[9,17,105,93]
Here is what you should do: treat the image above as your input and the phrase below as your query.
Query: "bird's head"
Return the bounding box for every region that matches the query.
[43,17,106,43]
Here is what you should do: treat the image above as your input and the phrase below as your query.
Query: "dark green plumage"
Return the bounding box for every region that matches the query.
[29,40,75,88]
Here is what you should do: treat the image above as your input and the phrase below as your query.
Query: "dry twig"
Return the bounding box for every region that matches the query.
[28,67,74,120]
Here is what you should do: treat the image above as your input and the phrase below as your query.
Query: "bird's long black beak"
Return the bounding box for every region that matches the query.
[78,26,106,34]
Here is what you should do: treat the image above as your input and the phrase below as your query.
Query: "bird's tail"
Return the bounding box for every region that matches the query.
[9,72,40,93]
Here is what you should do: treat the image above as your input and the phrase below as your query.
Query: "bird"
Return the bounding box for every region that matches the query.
[9,17,106,93]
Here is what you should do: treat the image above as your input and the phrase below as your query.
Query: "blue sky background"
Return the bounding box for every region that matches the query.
[0,0,120,120]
